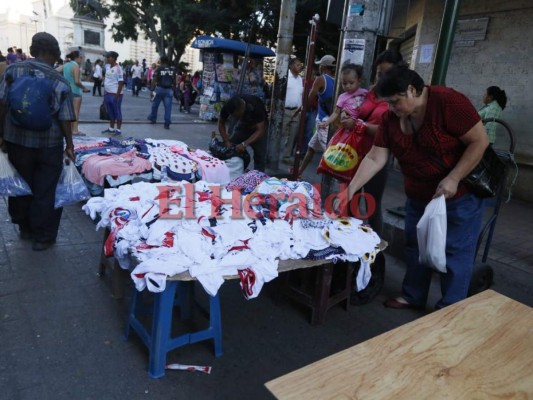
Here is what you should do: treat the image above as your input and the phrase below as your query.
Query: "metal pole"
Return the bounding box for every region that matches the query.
[291,14,319,180]
[266,0,297,172]
[430,0,461,85]
[237,17,257,95]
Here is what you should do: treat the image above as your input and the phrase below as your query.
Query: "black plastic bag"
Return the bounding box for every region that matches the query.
[208,136,250,169]
[99,102,110,120]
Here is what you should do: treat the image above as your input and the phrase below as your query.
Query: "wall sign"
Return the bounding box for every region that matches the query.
[419,44,434,64]
[455,40,476,47]
[455,17,489,41]
[341,38,365,65]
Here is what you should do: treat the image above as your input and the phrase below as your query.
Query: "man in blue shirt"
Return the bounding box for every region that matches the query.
[0,32,76,251]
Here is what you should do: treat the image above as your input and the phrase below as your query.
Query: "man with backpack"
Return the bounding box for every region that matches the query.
[147,56,176,129]
[0,32,76,251]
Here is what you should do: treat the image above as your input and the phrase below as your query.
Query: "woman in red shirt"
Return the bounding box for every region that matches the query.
[344,66,489,310]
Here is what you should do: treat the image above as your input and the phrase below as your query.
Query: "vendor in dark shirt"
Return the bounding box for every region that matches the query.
[218,94,268,171]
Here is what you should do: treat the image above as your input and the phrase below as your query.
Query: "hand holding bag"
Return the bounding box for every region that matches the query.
[316,120,367,182]
[54,159,90,208]
[417,195,447,273]
[0,151,32,196]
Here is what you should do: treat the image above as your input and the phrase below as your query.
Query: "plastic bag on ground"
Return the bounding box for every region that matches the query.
[417,195,447,272]
[55,160,90,208]
[0,151,32,196]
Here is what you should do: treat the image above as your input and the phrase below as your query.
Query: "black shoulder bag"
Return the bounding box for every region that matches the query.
[408,116,505,198]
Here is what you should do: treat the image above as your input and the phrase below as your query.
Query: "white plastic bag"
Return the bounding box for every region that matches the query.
[0,151,32,196]
[225,157,244,181]
[54,160,90,208]
[417,195,447,273]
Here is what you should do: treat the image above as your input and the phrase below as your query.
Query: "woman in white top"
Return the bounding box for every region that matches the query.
[92,59,103,96]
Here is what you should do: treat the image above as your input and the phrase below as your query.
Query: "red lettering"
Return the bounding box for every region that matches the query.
[349,192,376,220]
[243,193,265,219]
[266,192,287,219]
[209,186,243,219]
[311,183,323,218]
[285,192,309,219]
[159,185,185,219]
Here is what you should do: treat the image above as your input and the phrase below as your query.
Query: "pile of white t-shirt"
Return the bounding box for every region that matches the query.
[83,179,381,299]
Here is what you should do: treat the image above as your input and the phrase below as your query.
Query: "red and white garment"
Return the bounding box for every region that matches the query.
[171,147,230,184]
[148,145,198,179]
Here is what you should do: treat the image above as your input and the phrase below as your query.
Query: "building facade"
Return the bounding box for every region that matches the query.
[386,0,532,202]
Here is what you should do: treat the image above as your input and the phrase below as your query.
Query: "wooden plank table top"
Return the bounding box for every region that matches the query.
[265,290,533,400]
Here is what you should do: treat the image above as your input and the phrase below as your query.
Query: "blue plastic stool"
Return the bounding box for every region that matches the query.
[125,280,223,378]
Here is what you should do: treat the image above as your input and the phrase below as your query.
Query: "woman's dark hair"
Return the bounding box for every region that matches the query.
[68,50,81,60]
[341,63,363,79]
[374,65,425,98]
[486,86,507,110]
[375,49,406,68]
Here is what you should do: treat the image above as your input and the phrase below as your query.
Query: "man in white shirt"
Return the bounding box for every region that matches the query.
[131,60,143,97]
[281,57,303,164]
[101,51,124,135]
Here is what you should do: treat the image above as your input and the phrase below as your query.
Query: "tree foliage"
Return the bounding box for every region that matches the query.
[105,0,341,64]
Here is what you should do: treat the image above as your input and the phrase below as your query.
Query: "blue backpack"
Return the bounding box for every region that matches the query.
[7,69,55,131]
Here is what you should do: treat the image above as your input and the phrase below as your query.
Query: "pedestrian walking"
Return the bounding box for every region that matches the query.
[147,56,176,129]
[0,32,76,251]
[131,60,143,96]
[92,59,103,96]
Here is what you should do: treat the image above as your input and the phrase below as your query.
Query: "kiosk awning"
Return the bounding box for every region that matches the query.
[191,36,275,57]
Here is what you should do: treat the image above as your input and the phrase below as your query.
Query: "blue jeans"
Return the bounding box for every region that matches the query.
[149,87,173,126]
[403,194,484,309]
[104,93,123,121]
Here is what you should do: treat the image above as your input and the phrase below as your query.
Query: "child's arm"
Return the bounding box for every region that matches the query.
[318,106,341,128]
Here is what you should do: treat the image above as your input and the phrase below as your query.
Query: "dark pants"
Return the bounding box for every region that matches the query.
[132,77,142,96]
[361,165,388,237]
[403,193,483,309]
[92,78,102,96]
[6,142,64,242]
[230,122,267,172]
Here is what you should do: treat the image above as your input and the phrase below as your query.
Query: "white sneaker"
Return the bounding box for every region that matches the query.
[101,128,115,134]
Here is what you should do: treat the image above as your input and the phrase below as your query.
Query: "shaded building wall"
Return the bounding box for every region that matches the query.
[448,0,533,202]
[390,0,533,202]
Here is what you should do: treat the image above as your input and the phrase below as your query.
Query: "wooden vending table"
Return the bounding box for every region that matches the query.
[265,290,533,399]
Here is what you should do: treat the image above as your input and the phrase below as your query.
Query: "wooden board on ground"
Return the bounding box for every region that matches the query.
[265,290,533,399]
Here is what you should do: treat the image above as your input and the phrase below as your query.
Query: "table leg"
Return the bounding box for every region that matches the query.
[148,281,178,378]
[310,264,334,325]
